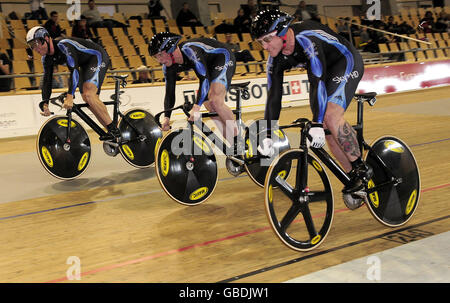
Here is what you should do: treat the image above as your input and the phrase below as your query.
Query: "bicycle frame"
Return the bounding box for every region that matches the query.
[56,77,140,144]
[156,82,266,163]
[281,96,398,192]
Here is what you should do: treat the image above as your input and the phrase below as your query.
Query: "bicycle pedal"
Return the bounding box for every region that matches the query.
[103,141,119,157]
[226,157,244,177]
[103,140,119,148]
[350,190,369,205]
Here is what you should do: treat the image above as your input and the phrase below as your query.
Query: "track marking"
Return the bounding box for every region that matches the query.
[42,183,450,283]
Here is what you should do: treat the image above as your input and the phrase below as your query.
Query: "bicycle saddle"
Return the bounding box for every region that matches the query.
[230,81,250,89]
[108,74,129,80]
[355,92,377,106]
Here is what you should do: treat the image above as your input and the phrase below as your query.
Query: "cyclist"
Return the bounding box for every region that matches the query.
[26,26,119,141]
[149,32,240,154]
[251,10,373,209]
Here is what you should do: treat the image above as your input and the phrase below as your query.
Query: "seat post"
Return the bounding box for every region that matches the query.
[112,77,120,126]
[356,98,364,155]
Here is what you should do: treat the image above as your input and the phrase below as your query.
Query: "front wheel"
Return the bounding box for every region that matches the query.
[364,136,420,227]
[264,149,334,251]
[155,127,218,205]
[36,116,91,180]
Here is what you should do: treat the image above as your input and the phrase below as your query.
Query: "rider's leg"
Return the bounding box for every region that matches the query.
[323,103,360,172]
[81,82,112,127]
[203,102,226,137]
[323,103,372,192]
[81,82,119,139]
[207,82,238,145]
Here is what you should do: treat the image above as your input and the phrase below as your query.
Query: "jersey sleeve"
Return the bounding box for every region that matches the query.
[295,33,328,123]
[41,56,54,102]
[264,56,284,133]
[57,41,80,97]
[163,65,177,119]
[180,44,209,106]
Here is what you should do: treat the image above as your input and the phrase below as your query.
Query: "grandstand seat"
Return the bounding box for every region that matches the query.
[153,19,165,28]
[168,26,181,35]
[250,50,263,61]
[14,77,31,90]
[12,48,30,60]
[0,39,10,50]
[167,19,177,27]
[127,55,144,68]
[121,46,138,57]
[151,69,164,81]
[195,26,207,36]
[13,60,30,74]
[404,52,415,62]
[234,64,247,76]
[10,20,25,31]
[128,19,140,28]
[182,27,194,37]
[378,43,389,53]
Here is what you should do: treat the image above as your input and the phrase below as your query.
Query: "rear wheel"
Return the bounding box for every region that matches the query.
[244,119,291,187]
[364,136,420,227]
[118,109,162,168]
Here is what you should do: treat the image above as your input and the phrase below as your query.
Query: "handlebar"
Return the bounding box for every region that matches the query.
[39,92,68,114]
[154,101,193,128]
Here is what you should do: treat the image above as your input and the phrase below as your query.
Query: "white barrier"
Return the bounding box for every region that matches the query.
[0,74,310,139]
[1,58,449,139]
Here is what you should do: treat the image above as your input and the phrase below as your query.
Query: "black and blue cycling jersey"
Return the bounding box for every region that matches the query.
[265,20,364,125]
[41,37,110,102]
[163,38,236,118]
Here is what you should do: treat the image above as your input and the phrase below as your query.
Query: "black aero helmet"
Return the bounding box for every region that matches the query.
[251,9,293,39]
[148,32,182,56]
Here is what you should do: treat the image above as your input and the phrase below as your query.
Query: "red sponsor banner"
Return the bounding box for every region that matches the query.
[358,59,450,94]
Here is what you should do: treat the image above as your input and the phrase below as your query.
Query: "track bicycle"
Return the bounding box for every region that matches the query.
[153,81,291,205]
[264,92,421,251]
[36,74,162,180]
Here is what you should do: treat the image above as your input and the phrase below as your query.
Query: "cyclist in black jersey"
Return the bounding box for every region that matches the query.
[26,26,119,140]
[149,32,239,153]
[251,10,373,203]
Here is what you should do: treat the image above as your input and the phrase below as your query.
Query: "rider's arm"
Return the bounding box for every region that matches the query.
[56,41,80,97]
[180,45,209,107]
[264,56,285,135]
[163,65,177,118]
[41,56,54,104]
[295,33,328,123]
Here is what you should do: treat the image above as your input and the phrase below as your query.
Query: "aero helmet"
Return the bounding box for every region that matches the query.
[26,26,50,47]
[251,9,294,39]
[148,32,182,56]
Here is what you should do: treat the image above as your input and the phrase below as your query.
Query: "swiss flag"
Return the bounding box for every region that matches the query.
[290,80,301,94]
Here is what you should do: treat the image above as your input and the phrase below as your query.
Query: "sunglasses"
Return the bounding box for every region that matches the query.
[257,31,278,45]
[28,39,44,50]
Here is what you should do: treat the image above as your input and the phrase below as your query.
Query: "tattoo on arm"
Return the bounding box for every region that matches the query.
[337,122,361,158]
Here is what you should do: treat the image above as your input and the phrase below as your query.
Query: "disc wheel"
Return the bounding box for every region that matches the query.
[244,119,291,187]
[118,109,163,168]
[364,136,420,227]
[264,149,334,251]
[155,127,218,205]
[37,116,91,180]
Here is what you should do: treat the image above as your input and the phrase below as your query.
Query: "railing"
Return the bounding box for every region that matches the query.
[0,61,273,91]
[0,47,448,91]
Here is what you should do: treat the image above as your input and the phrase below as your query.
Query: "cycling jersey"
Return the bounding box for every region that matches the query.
[163,38,236,118]
[265,20,364,125]
[41,37,110,102]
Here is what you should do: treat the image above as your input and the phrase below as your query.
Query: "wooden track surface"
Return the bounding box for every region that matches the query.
[0,86,449,283]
